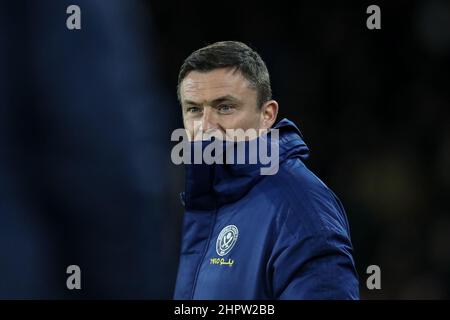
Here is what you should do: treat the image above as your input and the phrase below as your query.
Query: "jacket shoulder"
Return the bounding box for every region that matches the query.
[259,158,351,239]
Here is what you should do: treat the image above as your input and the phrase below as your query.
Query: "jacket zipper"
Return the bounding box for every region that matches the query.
[189,207,218,299]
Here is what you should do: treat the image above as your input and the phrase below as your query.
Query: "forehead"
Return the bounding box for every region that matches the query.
[180,68,255,103]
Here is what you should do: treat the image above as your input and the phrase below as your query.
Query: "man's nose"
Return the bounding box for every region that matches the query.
[200,107,218,132]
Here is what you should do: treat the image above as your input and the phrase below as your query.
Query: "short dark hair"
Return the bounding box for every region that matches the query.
[177,41,272,108]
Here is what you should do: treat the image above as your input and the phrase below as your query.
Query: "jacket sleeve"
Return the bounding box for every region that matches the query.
[268,192,360,299]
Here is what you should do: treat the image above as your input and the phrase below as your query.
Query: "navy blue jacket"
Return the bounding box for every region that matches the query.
[174,119,359,300]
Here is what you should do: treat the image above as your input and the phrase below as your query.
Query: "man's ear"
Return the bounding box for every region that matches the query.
[260,100,279,129]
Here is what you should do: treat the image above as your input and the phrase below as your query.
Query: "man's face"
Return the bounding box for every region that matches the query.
[179,68,265,141]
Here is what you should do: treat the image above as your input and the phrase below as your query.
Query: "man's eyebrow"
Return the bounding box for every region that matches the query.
[183,95,241,107]
[183,100,201,107]
[210,95,241,105]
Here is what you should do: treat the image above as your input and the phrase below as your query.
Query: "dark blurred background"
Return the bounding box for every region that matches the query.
[1,0,449,299]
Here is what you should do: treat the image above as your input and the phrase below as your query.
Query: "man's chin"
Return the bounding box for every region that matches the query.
[190,129,266,142]
[191,129,226,142]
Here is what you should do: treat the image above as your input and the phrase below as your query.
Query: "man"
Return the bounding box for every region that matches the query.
[173,41,359,299]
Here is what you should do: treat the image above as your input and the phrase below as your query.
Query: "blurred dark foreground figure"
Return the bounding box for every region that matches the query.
[0,1,176,298]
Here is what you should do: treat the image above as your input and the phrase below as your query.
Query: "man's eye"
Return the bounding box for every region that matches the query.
[218,105,235,114]
[187,107,201,113]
